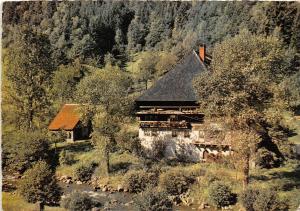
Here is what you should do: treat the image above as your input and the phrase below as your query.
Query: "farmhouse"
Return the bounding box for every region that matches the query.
[135,47,232,161]
[49,104,91,142]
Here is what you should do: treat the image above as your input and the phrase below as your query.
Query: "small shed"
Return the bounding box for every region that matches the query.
[48,104,91,142]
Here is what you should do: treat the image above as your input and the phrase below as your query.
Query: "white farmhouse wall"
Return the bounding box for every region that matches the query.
[139,127,231,162]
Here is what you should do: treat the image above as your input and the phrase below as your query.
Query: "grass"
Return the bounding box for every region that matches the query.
[2,192,66,211]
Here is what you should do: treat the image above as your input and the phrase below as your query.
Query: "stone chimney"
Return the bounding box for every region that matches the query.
[199,45,205,62]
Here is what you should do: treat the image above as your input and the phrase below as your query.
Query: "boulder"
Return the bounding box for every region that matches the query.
[102,187,108,192]
[117,185,124,192]
[66,179,73,184]
[76,181,83,185]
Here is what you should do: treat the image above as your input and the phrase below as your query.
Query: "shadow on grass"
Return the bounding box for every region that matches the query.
[268,164,300,190]
[110,162,132,174]
[56,140,93,153]
[251,163,300,191]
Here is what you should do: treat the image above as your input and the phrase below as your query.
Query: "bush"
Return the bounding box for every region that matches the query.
[61,191,99,211]
[240,187,260,211]
[115,129,141,155]
[207,181,236,208]
[59,150,75,166]
[253,189,288,211]
[73,162,97,182]
[134,188,173,211]
[240,187,288,211]
[159,169,195,196]
[123,170,158,193]
[254,148,281,169]
[146,137,167,160]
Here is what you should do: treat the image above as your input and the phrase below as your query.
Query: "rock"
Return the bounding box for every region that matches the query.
[66,179,72,184]
[117,185,124,192]
[125,201,133,206]
[111,199,118,204]
[102,187,108,192]
[76,181,83,185]
[91,207,101,211]
[124,188,129,192]
[199,202,208,210]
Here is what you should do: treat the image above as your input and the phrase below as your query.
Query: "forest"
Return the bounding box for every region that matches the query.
[2,1,300,211]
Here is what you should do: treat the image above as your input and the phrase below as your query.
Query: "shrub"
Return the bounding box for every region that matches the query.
[254,148,281,169]
[59,150,75,166]
[115,129,141,155]
[239,187,260,211]
[123,170,158,193]
[207,181,236,208]
[73,162,97,182]
[159,169,195,196]
[134,188,173,211]
[240,187,288,211]
[147,137,167,160]
[61,191,99,211]
[253,189,288,211]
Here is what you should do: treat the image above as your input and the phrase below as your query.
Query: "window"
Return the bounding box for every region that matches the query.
[184,130,190,138]
[172,130,178,137]
[199,130,205,138]
[144,129,151,136]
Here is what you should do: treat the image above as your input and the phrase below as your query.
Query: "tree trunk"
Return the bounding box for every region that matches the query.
[242,154,250,189]
[27,97,34,130]
[39,202,45,211]
[145,80,148,90]
[105,148,110,174]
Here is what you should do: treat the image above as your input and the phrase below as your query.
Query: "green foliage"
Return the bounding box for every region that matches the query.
[3,131,50,173]
[239,187,260,211]
[207,181,236,208]
[18,161,62,207]
[159,169,195,196]
[123,170,158,193]
[133,188,173,211]
[254,148,281,169]
[73,162,97,182]
[61,191,98,211]
[5,27,54,130]
[240,187,288,211]
[115,128,141,155]
[75,64,132,116]
[59,150,75,166]
[51,60,87,106]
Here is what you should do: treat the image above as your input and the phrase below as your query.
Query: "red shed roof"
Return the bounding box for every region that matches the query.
[48,104,80,131]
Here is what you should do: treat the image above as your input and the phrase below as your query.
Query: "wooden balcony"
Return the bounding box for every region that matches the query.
[140,121,190,129]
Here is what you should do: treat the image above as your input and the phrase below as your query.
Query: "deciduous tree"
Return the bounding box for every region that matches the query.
[18,161,62,211]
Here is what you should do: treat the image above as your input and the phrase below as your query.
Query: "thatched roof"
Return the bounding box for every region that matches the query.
[136,50,206,102]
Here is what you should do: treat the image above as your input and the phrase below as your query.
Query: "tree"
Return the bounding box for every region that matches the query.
[137,52,159,90]
[193,30,292,188]
[51,60,87,108]
[75,64,132,174]
[3,131,51,174]
[5,27,55,130]
[18,161,62,211]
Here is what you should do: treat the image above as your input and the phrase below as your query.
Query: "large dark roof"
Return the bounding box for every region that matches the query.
[136,50,206,102]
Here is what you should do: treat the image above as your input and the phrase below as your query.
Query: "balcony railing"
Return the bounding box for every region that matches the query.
[140,121,190,129]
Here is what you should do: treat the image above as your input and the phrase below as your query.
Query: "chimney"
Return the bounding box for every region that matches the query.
[199,45,205,62]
